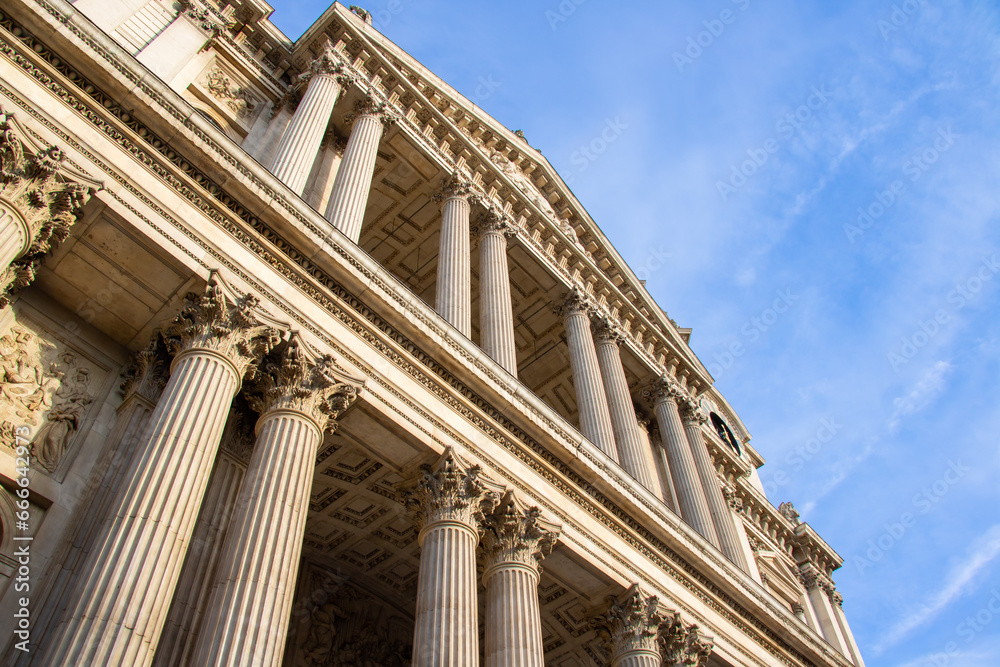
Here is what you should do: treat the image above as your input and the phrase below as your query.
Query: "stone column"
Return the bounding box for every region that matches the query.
[481,492,560,667]
[658,612,714,667]
[646,378,718,546]
[9,341,167,664]
[269,52,349,195]
[593,318,655,489]
[592,585,663,667]
[800,567,853,658]
[325,98,394,242]
[193,337,360,666]
[681,402,748,570]
[831,592,867,666]
[0,113,96,306]
[44,277,279,667]
[154,409,254,667]
[561,290,617,460]
[477,210,518,376]
[434,175,473,337]
[404,448,501,666]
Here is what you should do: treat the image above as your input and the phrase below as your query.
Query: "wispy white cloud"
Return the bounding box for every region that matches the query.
[875,524,1000,653]
[888,361,952,432]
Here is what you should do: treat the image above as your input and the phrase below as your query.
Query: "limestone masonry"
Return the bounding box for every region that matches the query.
[0,1,865,665]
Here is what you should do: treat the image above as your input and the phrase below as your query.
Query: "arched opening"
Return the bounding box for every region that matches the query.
[710,412,741,456]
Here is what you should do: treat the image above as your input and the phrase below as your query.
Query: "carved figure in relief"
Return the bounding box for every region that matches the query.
[778,501,801,525]
[32,364,92,472]
[205,68,257,119]
[0,327,50,445]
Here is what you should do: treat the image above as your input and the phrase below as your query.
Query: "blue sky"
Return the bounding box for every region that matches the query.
[271,2,1000,664]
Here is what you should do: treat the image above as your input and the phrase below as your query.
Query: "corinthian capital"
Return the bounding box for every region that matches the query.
[680,400,708,426]
[0,111,101,304]
[473,206,515,238]
[555,287,594,319]
[343,97,396,129]
[659,612,714,667]
[431,172,474,204]
[481,491,560,577]
[120,334,170,405]
[247,335,362,433]
[163,275,282,378]
[591,584,663,659]
[643,375,686,407]
[591,315,625,345]
[402,447,502,535]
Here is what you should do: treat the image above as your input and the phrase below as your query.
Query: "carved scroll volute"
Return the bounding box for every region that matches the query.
[0,109,103,306]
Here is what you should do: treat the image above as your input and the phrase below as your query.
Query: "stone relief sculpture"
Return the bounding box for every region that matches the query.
[31,362,92,472]
[0,321,95,472]
[205,67,258,120]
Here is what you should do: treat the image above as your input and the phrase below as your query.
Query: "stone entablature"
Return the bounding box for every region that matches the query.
[0,4,858,665]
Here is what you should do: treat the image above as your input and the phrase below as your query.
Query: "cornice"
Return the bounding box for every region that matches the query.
[0,7,850,665]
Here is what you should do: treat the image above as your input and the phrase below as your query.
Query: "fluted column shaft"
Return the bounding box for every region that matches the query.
[479,220,517,376]
[436,193,471,336]
[191,411,321,666]
[414,521,480,666]
[484,564,544,667]
[155,451,246,667]
[563,300,617,460]
[407,449,499,667]
[269,73,342,194]
[0,202,29,269]
[681,409,748,569]
[614,651,661,667]
[482,493,557,667]
[45,348,243,666]
[325,107,387,242]
[652,393,718,546]
[594,331,654,489]
[10,349,164,665]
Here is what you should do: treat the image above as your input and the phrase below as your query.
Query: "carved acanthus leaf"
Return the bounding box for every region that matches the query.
[120,334,170,404]
[481,491,560,575]
[591,584,663,658]
[401,447,501,534]
[659,612,714,667]
[642,375,686,406]
[246,335,361,433]
[0,110,100,304]
[163,276,281,378]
